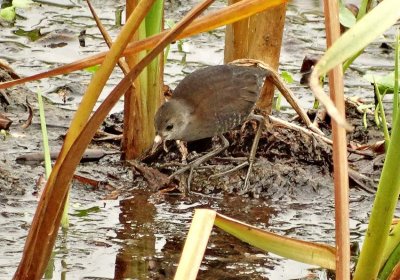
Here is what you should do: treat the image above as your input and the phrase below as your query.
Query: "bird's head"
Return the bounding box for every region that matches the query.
[154,99,191,142]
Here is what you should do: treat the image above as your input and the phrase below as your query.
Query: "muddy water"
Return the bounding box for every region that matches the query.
[0,0,398,279]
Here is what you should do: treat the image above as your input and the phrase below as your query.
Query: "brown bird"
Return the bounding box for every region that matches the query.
[154,64,267,193]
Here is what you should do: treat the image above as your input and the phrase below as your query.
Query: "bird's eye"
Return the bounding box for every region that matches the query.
[166,124,174,131]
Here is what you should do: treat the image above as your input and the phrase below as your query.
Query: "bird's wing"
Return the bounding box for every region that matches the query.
[179,65,265,122]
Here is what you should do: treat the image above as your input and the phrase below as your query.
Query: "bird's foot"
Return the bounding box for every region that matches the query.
[209,161,249,179]
[168,134,229,194]
[209,113,264,194]
[209,160,254,195]
[168,161,197,193]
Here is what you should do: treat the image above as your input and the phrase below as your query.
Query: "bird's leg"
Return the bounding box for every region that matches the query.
[169,134,229,192]
[241,114,264,194]
[210,114,265,194]
[176,140,188,164]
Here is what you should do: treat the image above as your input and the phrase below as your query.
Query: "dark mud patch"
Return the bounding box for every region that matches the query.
[143,103,381,199]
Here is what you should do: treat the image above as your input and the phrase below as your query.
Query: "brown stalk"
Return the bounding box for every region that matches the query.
[87,0,142,158]
[388,262,400,280]
[123,0,164,159]
[123,0,142,160]
[123,0,143,159]
[13,0,214,279]
[0,0,286,90]
[323,0,350,278]
[225,0,287,114]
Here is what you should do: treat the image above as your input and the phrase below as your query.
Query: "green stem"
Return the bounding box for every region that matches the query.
[38,92,69,228]
[343,49,363,72]
[375,86,390,150]
[61,192,69,229]
[342,0,371,72]
[275,93,282,111]
[37,92,52,178]
[379,239,400,279]
[357,0,369,20]
[380,222,400,275]
[393,31,399,123]
[353,87,400,279]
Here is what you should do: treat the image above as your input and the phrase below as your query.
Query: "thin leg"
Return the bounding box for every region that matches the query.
[177,140,188,164]
[209,161,249,178]
[169,134,229,193]
[209,114,265,194]
[241,114,264,194]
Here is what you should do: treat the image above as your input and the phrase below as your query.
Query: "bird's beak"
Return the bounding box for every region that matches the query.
[151,134,169,153]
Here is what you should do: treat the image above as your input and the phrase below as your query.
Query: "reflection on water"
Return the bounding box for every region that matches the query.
[112,189,281,279]
[114,191,158,279]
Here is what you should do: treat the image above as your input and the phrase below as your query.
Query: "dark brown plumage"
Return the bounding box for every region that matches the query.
[154,64,266,142]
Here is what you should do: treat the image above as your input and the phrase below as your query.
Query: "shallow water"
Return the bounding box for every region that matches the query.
[0,0,398,279]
